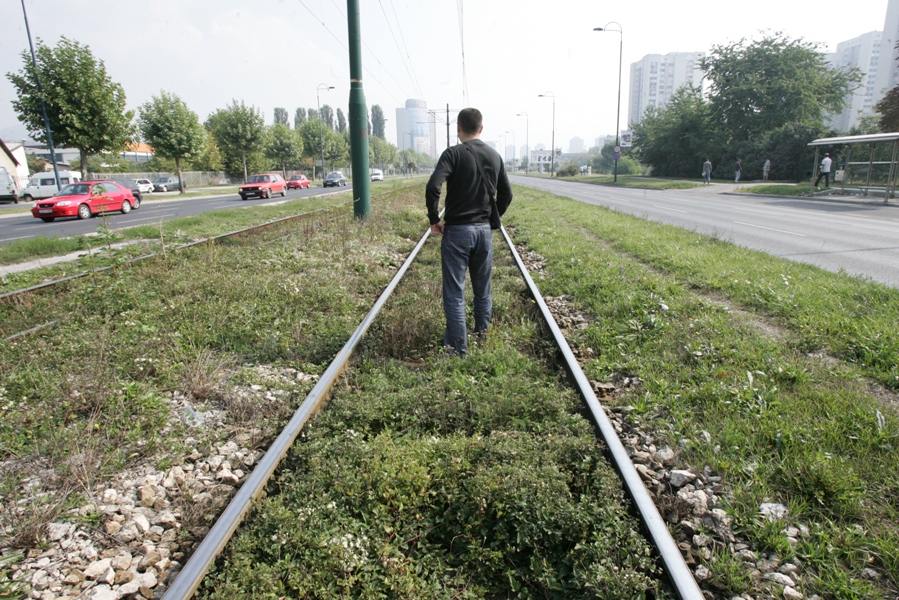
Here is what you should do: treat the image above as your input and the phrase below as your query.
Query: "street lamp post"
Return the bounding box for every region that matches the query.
[595,23,623,182]
[516,112,529,175]
[538,92,555,176]
[317,83,334,181]
[506,130,515,172]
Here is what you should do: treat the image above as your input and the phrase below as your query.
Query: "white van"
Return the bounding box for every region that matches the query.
[370,169,384,182]
[0,167,17,204]
[20,170,81,202]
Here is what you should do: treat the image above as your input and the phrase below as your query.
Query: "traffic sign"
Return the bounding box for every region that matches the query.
[613,152,621,160]
[613,145,621,153]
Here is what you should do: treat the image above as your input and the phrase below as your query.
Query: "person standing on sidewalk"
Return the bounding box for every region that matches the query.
[426,107,513,356]
[702,159,712,185]
[734,159,743,183]
[814,153,832,189]
[763,158,771,181]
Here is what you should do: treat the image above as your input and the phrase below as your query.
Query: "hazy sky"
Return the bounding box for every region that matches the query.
[0,0,889,156]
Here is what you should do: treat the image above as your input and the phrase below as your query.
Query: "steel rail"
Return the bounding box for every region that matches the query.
[161,217,438,600]
[499,224,703,600]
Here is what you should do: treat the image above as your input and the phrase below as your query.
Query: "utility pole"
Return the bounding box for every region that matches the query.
[20,0,61,189]
[347,0,370,218]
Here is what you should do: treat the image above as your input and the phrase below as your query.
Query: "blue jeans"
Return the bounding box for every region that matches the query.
[441,223,493,355]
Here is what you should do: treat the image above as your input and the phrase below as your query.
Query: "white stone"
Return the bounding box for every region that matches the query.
[83,559,112,580]
[86,584,117,600]
[669,469,697,487]
[102,489,118,504]
[132,514,151,534]
[760,503,789,521]
[115,572,157,598]
[207,456,223,471]
[694,565,711,581]
[46,523,71,541]
[783,586,803,599]
[654,445,675,463]
[764,572,796,587]
[154,511,177,526]
[97,567,115,586]
[110,552,132,571]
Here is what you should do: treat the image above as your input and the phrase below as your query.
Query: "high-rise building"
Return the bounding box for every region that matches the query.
[569,137,585,153]
[395,99,438,158]
[595,135,616,149]
[875,0,899,102]
[505,145,516,163]
[628,52,705,125]
[827,31,882,132]
[520,144,529,160]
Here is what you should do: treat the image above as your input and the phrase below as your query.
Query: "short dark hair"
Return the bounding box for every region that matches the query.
[457,108,482,134]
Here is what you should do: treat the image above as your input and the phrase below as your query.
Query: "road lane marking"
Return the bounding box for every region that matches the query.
[118,214,175,224]
[2,235,36,241]
[847,222,899,234]
[732,221,805,236]
[653,205,688,213]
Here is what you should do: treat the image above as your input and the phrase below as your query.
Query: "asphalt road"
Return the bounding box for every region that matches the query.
[511,176,899,288]
[0,185,353,244]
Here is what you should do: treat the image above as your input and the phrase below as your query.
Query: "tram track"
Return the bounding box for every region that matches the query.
[160,221,703,600]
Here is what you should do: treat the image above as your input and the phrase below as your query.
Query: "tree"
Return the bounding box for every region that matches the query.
[294,107,307,129]
[631,86,722,177]
[7,36,134,180]
[190,130,223,172]
[273,107,289,127]
[320,105,335,130]
[703,33,861,141]
[139,91,206,194]
[267,124,304,177]
[25,153,47,176]
[875,86,899,132]
[371,105,387,139]
[206,100,266,182]
[336,108,347,134]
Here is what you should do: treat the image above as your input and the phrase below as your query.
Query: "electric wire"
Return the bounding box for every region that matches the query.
[377,0,424,100]
[386,0,425,100]
[296,0,408,107]
[457,0,469,105]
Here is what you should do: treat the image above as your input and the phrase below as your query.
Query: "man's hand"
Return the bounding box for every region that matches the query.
[430,222,445,236]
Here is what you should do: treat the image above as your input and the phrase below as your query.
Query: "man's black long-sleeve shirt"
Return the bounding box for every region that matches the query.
[426,139,513,226]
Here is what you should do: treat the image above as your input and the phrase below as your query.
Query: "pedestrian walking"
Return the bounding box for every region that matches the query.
[734,159,743,183]
[763,158,771,181]
[426,107,513,357]
[702,159,712,185]
[814,153,832,189]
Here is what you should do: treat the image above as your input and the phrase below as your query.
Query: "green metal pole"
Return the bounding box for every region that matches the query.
[347,0,371,219]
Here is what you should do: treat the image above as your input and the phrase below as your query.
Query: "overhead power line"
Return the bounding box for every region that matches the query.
[457,0,469,105]
[377,0,424,101]
[387,0,425,100]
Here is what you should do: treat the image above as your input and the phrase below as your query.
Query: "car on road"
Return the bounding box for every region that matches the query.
[31,181,137,222]
[324,172,347,187]
[370,169,383,182]
[239,174,287,200]
[286,174,310,189]
[153,177,184,192]
[135,179,154,194]
[109,178,144,206]
[0,167,17,204]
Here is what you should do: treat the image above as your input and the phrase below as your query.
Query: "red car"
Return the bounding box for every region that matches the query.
[31,180,137,222]
[286,174,310,190]
[239,174,287,200]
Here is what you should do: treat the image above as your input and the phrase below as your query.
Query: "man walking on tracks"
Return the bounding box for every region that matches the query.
[426,108,513,357]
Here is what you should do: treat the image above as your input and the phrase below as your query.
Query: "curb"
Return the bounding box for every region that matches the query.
[722,191,898,207]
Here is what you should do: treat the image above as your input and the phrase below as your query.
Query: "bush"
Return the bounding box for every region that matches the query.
[556,163,579,177]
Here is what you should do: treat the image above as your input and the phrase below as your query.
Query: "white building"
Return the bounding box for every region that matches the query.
[595,135,616,149]
[875,0,899,105]
[569,137,585,153]
[628,51,705,125]
[395,99,438,159]
[827,31,882,132]
[520,144,529,160]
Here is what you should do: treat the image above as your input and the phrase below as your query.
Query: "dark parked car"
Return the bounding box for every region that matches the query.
[153,177,184,192]
[109,178,143,206]
[323,172,347,187]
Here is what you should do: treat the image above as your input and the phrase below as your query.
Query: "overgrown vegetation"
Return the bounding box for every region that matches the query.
[738,184,814,196]
[506,186,899,598]
[199,208,665,599]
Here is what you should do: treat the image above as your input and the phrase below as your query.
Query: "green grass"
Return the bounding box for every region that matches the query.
[556,174,702,190]
[505,185,899,598]
[738,183,813,196]
[198,211,665,599]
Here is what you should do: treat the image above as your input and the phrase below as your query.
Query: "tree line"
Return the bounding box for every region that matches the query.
[626,33,872,182]
[6,36,432,192]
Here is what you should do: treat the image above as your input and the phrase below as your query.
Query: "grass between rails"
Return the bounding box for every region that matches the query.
[199,222,666,599]
[506,185,899,598]
[0,185,424,549]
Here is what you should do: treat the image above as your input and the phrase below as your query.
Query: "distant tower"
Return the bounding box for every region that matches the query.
[827,31,882,132]
[628,51,705,126]
[395,99,437,158]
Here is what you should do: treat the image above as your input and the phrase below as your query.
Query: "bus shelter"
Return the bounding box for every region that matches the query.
[808,132,899,201]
